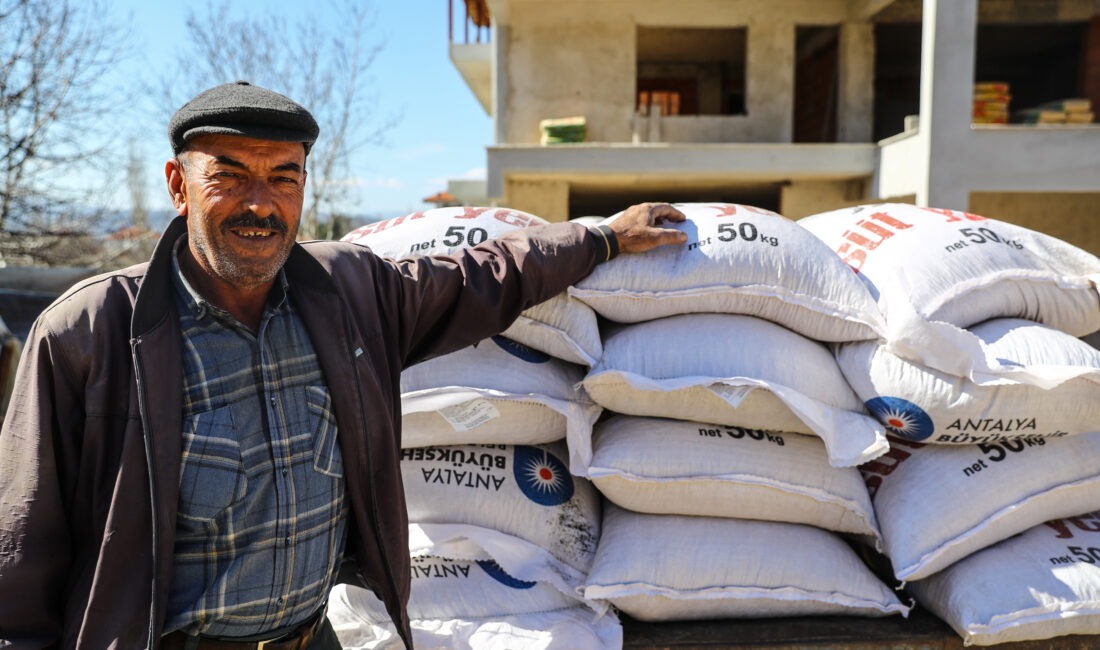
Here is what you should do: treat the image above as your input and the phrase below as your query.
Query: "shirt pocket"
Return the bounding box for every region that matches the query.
[307,385,343,478]
[179,406,247,522]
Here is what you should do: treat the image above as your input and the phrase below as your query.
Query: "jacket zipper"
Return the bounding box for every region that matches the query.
[132,337,161,649]
[340,305,404,637]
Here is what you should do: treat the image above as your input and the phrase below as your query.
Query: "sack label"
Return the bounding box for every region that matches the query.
[439,399,501,431]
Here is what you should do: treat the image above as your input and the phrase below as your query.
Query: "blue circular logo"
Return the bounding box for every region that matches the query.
[476,560,536,589]
[513,445,574,506]
[491,336,550,364]
[865,397,934,441]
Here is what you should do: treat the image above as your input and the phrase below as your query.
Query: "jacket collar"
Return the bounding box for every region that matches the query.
[132,216,188,338]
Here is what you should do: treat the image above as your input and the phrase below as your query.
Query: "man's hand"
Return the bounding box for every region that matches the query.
[608,202,688,254]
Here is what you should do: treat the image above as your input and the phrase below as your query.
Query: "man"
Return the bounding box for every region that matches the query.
[0,81,686,649]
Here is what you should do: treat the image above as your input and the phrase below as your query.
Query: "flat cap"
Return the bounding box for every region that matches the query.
[168,81,319,155]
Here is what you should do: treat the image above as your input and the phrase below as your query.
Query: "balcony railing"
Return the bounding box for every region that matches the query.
[448,0,491,44]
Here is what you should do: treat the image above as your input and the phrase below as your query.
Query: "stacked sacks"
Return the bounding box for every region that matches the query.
[328,444,619,649]
[905,511,1100,646]
[335,210,612,645]
[573,202,891,469]
[571,203,907,624]
[799,202,1100,383]
[581,313,884,469]
[400,335,600,454]
[585,505,908,623]
[860,433,1100,582]
[586,415,880,541]
[801,203,1100,644]
[839,318,1100,447]
[579,417,908,623]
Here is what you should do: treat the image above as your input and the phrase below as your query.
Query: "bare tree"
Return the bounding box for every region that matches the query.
[127,140,148,231]
[160,0,398,240]
[0,0,132,266]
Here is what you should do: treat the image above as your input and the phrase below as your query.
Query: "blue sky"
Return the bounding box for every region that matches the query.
[110,0,491,221]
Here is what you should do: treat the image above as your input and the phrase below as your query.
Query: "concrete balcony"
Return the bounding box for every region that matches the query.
[449,42,492,115]
[486,141,878,199]
[448,0,493,115]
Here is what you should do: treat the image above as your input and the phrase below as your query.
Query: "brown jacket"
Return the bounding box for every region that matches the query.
[0,215,601,649]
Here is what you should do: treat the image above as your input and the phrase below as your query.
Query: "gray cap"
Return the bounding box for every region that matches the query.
[168,81,319,155]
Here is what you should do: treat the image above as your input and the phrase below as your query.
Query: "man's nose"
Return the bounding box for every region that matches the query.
[243,179,277,219]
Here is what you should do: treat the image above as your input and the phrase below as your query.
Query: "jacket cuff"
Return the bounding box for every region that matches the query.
[588,224,620,264]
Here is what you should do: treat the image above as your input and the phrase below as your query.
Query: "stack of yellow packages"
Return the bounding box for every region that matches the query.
[1014,98,1094,125]
[973,81,1010,124]
[1042,98,1094,124]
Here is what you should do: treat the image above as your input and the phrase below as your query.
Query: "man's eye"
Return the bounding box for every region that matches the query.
[214,171,240,179]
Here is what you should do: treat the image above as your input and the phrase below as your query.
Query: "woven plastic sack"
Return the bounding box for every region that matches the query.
[342,207,602,366]
[400,336,600,457]
[838,318,1100,445]
[906,511,1100,646]
[585,415,880,540]
[580,314,887,468]
[584,505,909,622]
[328,527,621,650]
[570,203,885,343]
[800,203,1100,383]
[401,442,601,577]
[862,432,1100,582]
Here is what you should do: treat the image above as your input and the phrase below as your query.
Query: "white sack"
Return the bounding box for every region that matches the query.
[581,314,888,468]
[583,505,909,622]
[328,531,620,650]
[907,511,1100,646]
[838,318,1100,445]
[342,207,602,366]
[401,336,600,455]
[570,203,885,342]
[799,203,1100,383]
[586,415,880,540]
[401,442,601,576]
[862,433,1100,582]
[336,555,578,622]
[328,594,622,650]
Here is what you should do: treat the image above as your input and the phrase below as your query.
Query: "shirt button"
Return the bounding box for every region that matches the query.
[281,467,288,476]
[285,536,292,546]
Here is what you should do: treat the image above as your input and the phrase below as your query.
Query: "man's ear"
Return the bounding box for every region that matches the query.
[165,158,188,217]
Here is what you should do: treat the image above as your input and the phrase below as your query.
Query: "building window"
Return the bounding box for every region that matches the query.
[794,26,840,143]
[636,26,747,116]
[975,21,1089,124]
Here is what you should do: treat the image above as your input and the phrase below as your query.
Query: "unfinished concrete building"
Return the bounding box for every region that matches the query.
[448,0,1100,253]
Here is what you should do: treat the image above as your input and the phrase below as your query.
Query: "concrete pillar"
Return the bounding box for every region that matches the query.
[918,0,977,209]
[492,24,509,145]
[837,22,874,143]
[503,178,569,222]
[747,20,795,142]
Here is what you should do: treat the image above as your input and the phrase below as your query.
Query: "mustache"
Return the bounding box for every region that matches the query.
[222,213,289,235]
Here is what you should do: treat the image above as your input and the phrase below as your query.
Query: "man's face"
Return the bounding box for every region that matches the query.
[171,134,307,292]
